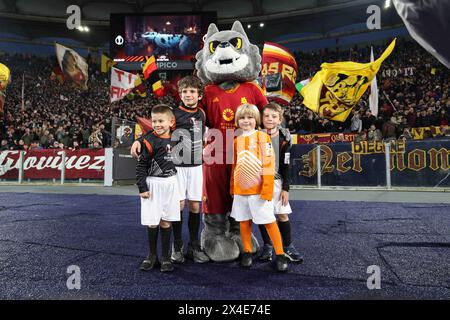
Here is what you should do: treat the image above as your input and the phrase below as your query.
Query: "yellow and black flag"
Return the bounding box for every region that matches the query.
[101,54,116,73]
[0,63,10,91]
[299,39,396,122]
[0,63,11,117]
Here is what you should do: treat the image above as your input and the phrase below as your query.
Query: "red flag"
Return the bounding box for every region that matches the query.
[152,80,165,97]
[143,55,157,80]
[137,116,153,135]
[168,74,182,101]
[132,73,147,98]
[261,42,298,106]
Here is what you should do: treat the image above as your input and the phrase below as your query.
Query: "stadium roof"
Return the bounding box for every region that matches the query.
[0,0,402,48]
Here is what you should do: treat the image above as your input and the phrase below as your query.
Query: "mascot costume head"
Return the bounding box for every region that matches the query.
[197,21,265,262]
[195,21,261,85]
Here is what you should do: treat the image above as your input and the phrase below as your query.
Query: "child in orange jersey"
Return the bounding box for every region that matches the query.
[230,104,289,272]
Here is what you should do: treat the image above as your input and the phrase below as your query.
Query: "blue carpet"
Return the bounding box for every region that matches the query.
[0,193,449,300]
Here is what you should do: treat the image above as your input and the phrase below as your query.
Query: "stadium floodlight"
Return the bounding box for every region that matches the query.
[384,0,391,9]
[76,25,89,32]
[247,24,251,29]
[259,22,264,27]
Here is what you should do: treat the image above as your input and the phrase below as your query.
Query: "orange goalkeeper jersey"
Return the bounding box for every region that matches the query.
[230,130,275,200]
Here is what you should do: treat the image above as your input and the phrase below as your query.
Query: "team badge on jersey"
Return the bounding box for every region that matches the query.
[222,108,234,122]
[190,117,201,133]
[164,144,174,161]
[284,152,290,164]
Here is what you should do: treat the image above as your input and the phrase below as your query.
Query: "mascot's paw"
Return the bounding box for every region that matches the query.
[201,233,240,262]
[229,231,260,255]
[201,213,240,262]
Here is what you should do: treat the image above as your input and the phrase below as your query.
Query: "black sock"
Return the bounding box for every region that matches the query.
[172,212,183,248]
[258,224,272,245]
[147,227,159,256]
[160,226,172,259]
[229,215,240,232]
[188,212,200,247]
[277,220,292,247]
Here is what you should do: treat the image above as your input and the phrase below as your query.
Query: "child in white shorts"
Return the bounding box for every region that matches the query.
[258,103,303,263]
[136,105,180,273]
[230,104,288,272]
[169,76,209,264]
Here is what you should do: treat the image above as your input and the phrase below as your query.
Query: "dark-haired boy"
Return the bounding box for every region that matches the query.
[132,76,209,264]
[170,75,210,264]
[136,104,180,273]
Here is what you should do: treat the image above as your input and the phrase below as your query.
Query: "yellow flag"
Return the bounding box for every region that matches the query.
[134,124,143,139]
[134,75,142,87]
[301,39,396,122]
[101,54,115,73]
[0,63,11,91]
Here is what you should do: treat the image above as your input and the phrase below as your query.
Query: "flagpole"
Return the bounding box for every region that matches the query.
[383,92,397,111]
[21,72,24,110]
[369,47,379,117]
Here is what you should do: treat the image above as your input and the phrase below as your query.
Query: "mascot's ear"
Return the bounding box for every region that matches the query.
[205,23,219,40]
[231,21,248,40]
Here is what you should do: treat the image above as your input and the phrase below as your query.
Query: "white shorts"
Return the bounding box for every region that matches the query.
[140,176,181,226]
[230,195,276,225]
[176,165,203,201]
[273,179,293,215]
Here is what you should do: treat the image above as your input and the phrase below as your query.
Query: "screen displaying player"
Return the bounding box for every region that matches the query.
[111,13,217,63]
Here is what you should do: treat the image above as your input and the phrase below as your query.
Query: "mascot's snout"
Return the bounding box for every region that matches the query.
[206,45,249,74]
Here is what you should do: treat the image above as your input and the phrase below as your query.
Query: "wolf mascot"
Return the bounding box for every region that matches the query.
[197,21,269,262]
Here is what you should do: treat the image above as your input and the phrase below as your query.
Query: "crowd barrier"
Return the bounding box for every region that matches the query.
[0,148,113,185]
[293,126,448,145]
[1,138,450,189]
[290,138,450,188]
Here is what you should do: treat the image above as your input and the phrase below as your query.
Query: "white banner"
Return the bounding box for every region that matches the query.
[54,43,88,89]
[110,67,138,103]
[369,47,378,117]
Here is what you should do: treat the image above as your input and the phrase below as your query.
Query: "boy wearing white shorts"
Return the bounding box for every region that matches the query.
[131,76,209,264]
[258,103,303,263]
[230,104,288,272]
[136,105,180,273]
[170,76,209,264]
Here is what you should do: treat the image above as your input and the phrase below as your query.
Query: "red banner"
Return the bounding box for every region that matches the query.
[261,42,298,106]
[0,149,105,180]
[294,133,356,144]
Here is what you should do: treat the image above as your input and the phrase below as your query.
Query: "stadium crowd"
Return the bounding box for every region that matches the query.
[1,38,449,151]
[287,39,450,140]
